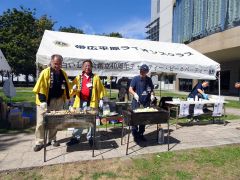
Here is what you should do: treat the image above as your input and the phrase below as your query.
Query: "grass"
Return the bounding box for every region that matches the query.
[0,87,35,104]
[155,90,187,99]
[92,171,119,180]
[225,100,240,108]
[1,144,240,179]
[172,114,240,125]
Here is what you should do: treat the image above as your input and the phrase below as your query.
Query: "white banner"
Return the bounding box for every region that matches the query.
[37,30,220,78]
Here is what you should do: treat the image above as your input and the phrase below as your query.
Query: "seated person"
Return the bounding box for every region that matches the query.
[117,77,130,102]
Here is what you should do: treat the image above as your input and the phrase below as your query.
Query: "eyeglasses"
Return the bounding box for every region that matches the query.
[83,65,92,68]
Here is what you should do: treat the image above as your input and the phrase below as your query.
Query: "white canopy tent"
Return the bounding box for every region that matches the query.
[37,30,220,79]
[0,49,11,71]
[37,30,221,96]
[0,49,15,99]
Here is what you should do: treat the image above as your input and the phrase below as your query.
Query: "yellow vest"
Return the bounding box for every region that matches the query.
[33,67,71,105]
[71,74,106,108]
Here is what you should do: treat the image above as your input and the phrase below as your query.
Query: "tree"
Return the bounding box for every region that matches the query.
[100,32,123,38]
[0,7,55,85]
[108,32,123,38]
[59,26,84,34]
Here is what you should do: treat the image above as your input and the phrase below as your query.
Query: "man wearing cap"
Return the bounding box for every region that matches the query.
[188,80,209,100]
[129,64,155,143]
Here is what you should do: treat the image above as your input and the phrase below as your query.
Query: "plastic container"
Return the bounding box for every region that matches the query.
[195,95,198,101]
[103,103,110,116]
[109,119,118,124]
[96,116,100,126]
[82,102,88,111]
[158,128,164,144]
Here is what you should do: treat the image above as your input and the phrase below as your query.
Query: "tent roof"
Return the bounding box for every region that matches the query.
[37,30,220,79]
[0,49,11,71]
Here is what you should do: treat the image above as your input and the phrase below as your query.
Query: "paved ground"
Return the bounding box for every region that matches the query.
[0,108,240,172]
[1,90,239,172]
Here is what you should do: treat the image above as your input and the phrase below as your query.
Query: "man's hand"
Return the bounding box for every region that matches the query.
[72,84,77,91]
[40,102,47,111]
[99,99,103,108]
[202,93,208,100]
[133,93,139,102]
[151,94,155,101]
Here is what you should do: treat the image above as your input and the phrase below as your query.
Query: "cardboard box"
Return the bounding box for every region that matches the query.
[22,116,30,127]
[8,112,23,129]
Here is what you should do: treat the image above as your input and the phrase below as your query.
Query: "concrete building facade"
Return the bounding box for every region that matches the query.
[146,0,240,96]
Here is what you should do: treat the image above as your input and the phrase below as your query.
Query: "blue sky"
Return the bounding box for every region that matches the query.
[0,0,151,39]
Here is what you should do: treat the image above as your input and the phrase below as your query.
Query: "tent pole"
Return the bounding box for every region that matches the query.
[36,62,39,79]
[158,74,162,99]
[218,71,221,97]
[109,76,112,99]
[159,80,161,98]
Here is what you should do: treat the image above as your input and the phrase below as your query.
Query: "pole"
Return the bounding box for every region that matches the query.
[109,76,112,99]
[218,71,221,97]
[158,74,162,99]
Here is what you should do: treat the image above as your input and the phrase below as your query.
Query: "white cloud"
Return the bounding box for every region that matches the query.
[81,24,96,35]
[105,18,149,39]
[74,17,150,39]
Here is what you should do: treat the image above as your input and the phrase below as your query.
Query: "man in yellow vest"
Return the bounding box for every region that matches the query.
[33,54,71,152]
[67,59,106,147]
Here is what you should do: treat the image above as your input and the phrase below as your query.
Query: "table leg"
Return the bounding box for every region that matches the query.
[176,106,179,129]
[223,105,226,125]
[121,120,124,145]
[105,118,108,132]
[92,117,96,157]
[126,125,131,155]
[167,119,170,151]
[43,124,47,162]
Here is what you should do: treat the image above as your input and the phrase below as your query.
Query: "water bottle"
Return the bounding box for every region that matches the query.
[96,116,100,126]
[195,95,198,101]
[82,101,88,111]
[103,103,110,116]
[158,128,164,144]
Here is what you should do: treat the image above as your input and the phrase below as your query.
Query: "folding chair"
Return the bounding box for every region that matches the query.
[159,97,173,110]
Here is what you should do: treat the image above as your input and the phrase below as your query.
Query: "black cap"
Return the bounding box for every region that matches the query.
[140,64,149,72]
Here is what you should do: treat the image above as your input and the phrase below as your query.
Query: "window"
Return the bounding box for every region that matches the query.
[179,79,192,92]
[220,70,230,90]
[157,0,160,13]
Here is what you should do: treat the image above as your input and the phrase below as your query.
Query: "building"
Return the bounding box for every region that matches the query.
[146,0,240,95]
